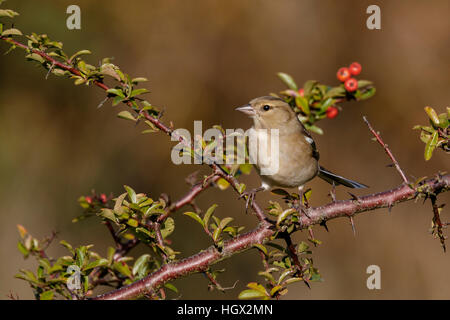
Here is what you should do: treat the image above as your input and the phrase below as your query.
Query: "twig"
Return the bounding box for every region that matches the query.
[363,116,410,185]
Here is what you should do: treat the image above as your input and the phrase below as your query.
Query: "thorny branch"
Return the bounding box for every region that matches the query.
[93,174,450,300]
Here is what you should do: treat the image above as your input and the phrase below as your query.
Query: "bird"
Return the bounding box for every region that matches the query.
[235,95,367,208]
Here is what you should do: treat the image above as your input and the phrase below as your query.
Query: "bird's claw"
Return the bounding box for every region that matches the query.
[239,187,265,213]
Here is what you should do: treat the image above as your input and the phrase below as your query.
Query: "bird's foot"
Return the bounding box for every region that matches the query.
[239,186,265,213]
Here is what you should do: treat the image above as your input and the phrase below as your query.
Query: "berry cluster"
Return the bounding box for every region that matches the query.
[336,62,362,92]
[324,62,363,119]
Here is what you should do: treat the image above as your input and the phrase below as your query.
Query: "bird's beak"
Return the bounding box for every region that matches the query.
[235,104,255,116]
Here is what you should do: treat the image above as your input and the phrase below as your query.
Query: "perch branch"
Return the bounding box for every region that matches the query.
[93,174,450,300]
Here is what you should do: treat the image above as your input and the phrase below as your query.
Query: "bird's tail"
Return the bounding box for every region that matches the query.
[318,166,368,189]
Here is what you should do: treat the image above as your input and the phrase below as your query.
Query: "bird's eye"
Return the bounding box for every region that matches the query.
[262,105,271,111]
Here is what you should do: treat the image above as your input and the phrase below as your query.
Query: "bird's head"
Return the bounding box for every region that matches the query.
[235,96,297,129]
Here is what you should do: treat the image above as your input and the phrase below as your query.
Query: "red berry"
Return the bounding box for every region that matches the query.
[349,62,362,76]
[100,194,107,203]
[85,196,92,204]
[326,107,339,119]
[298,88,305,97]
[336,67,351,82]
[344,78,358,92]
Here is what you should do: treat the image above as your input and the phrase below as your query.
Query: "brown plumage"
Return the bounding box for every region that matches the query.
[236,96,367,191]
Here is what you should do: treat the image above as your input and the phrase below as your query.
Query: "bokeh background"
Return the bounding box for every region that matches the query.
[0,0,449,299]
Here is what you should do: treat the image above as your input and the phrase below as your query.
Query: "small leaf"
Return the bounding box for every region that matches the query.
[238,289,268,300]
[17,224,27,239]
[425,106,440,126]
[97,208,117,222]
[129,88,149,98]
[127,218,139,227]
[160,217,175,239]
[124,185,137,203]
[39,291,54,300]
[203,204,218,228]
[183,212,205,227]
[424,130,439,161]
[216,178,230,190]
[303,80,318,98]
[276,208,296,226]
[69,50,91,62]
[253,244,267,256]
[131,77,148,83]
[277,72,298,90]
[2,28,22,36]
[84,258,108,271]
[213,217,234,241]
[113,261,132,278]
[107,88,126,98]
[164,283,178,293]
[117,110,136,122]
[132,254,151,277]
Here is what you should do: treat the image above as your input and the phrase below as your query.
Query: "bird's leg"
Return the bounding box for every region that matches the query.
[294,185,311,218]
[239,186,266,213]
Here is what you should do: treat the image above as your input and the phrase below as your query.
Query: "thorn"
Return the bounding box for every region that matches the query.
[97,96,108,109]
[349,216,356,236]
[320,221,329,232]
[348,192,360,202]
[329,182,337,202]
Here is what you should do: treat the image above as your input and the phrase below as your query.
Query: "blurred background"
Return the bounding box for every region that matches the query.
[0,0,449,299]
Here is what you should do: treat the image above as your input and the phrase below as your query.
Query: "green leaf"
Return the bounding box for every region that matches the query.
[84,258,108,271]
[239,163,253,175]
[424,130,438,161]
[297,241,310,254]
[425,106,440,127]
[129,88,149,98]
[164,283,178,293]
[276,208,296,226]
[357,80,373,88]
[127,218,139,228]
[97,208,117,223]
[114,192,127,213]
[107,88,126,98]
[183,211,205,227]
[324,86,346,99]
[117,110,136,122]
[60,240,74,255]
[1,28,22,36]
[253,244,267,256]
[295,96,310,114]
[17,242,29,258]
[0,9,19,18]
[303,80,318,98]
[238,289,268,300]
[69,50,91,62]
[203,204,218,228]
[132,254,151,278]
[216,178,230,190]
[277,72,298,90]
[304,123,323,135]
[39,291,54,300]
[113,261,132,278]
[124,185,137,203]
[160,217,175,238]
[131,77,148,83]
[213,217,234,242]
[25,53,45,64]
